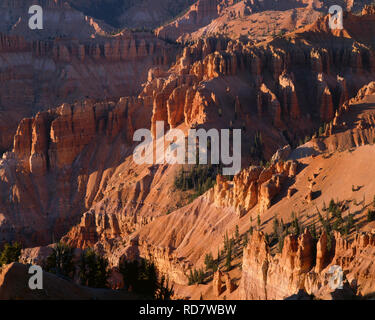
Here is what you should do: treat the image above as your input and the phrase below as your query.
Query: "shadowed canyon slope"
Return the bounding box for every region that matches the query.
[0,30,176,152]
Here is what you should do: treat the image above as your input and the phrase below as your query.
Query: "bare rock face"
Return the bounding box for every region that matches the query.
[287,187,296,199]
[0,95,154,246]
[14,98,150,173]
[213,270,224,297]
[19,246,54,266]
[279,72,301,121]
[239,230,375,300]
[209,161,297,216]
[315,231,329,272]
[310,81,375,154]
[0,30,175,152]
[156,0,221,41]
[271,145,291,164]
[239,231,269,300]
[224,272,235,294]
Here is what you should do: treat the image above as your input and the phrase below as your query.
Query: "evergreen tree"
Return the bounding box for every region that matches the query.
[79,248,109,288]
[204,253,215,272]
[344,213,355,235]
[273,215,279,236]
[120,258,164,298]
[155,276,174,300]
[120,260,140,290]
[291,212,300,236]
[187,268,205,285]
[310,223,318,241]
[278,234,285,253]
[45,242,75,279]
[188,269,194,285]
[235,225,240,240]
[243,233,248,247]
[257,214,261,229]
[0,242,22,266]
[225,240,233,271]
[249,225,253,236]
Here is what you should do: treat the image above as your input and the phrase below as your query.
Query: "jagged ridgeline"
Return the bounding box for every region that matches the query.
[68,0,196,28]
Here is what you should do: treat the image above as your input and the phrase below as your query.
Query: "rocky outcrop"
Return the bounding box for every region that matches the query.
[308,81,375,154]
[156,0,221,41]
[208,160,297,216]
[212,269,235,296]
[213,270,224,296]
[239,230,375,300]
[14,98,151,173]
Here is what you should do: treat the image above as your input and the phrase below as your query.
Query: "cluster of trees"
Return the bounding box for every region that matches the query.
[119,259,174,300]
[270,199,357,254]
[174,164,222,199]
[0,242,22,266]
[187,228,240,286]
[45,243,109,288]
[79,249,110,288]
[297,122,331,147]
[249,131,264,162]
[269,200,356,254]
[187,268,205,285]
[45,242,75,279]
[320,199,355,242]
[204,253,218,273]
[46,244,174,299]
[267,213,296,253]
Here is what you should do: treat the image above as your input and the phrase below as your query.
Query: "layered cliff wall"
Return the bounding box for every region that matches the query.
[0,31,176,152]
[0,96,154,246]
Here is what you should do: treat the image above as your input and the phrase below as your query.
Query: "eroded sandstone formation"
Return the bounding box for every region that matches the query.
[208,160,297,216]
[0,30,175,151]
[239,230,375,299]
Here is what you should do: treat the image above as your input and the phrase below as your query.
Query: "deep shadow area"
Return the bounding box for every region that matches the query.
[68,0,126,28]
